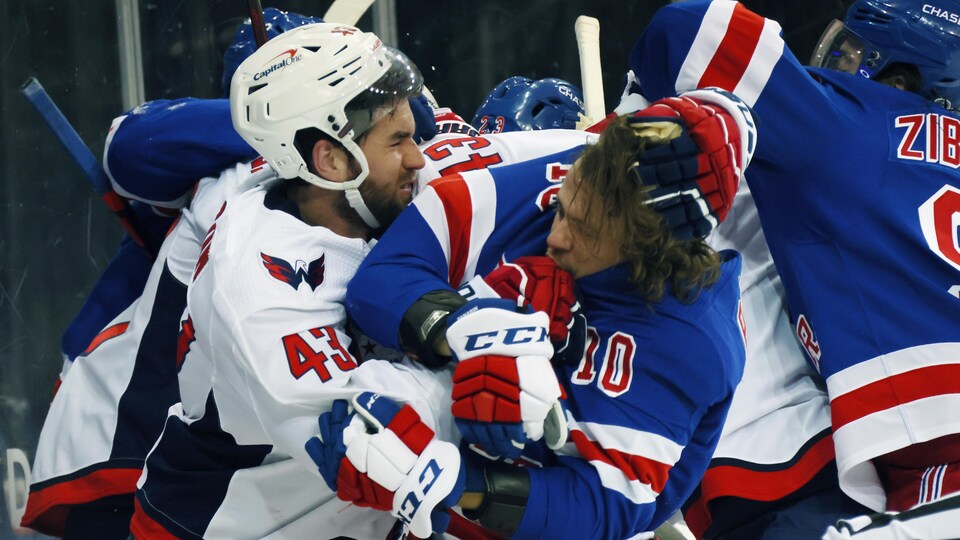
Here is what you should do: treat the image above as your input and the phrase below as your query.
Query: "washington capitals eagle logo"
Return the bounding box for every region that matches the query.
[260,252,325,291]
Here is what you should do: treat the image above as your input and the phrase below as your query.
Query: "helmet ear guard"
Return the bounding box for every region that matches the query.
[230,23,424,228]
[810,0,960,109]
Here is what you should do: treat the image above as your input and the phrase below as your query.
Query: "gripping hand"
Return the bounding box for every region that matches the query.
[409,94,439,144]
[626,89,757,239]
[306,392,465,538]
[446,298,568,458]
[478,256,586,364]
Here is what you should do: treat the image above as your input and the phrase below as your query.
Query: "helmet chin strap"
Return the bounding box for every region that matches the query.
[345,188,381,229]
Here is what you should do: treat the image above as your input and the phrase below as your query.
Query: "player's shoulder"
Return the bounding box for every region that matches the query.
[615,251,743,361]
[192,159,277,211]
[198,185,370,318]
[486,129,595,157]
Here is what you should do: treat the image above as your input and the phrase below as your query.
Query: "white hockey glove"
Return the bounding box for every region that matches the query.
[306,392,466,538]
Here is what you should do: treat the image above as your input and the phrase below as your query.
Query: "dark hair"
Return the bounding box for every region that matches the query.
[876,62,923,95]
[575,116,721,303]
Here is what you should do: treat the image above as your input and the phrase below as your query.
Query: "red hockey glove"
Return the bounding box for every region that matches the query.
[626,88,757,239]
[478,256,587,365]
[481,257,574,341]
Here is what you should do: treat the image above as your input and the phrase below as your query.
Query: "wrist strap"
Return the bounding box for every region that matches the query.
[399,289,467,367]
[463,463,531,537]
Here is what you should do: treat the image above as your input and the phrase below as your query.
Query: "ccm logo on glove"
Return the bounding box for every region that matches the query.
[462,326,549,352]
[397,458,444,523]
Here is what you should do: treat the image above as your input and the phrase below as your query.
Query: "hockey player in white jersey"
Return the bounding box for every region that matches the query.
[128,23,482,540]
[23,159,275,538]
[21,11,329,539]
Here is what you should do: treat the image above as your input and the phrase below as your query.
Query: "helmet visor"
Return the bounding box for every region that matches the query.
[344,46,424,139]
[810,19,869,75]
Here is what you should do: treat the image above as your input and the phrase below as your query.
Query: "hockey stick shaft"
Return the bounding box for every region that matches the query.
[575,16,605,122]
[323,0,377,26]
[247,0,268,47]
[20,77,158,258]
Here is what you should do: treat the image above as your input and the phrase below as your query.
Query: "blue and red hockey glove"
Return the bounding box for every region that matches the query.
[463,256,587,365]
[305,392,467,538]
[445,298,568,459]
[620,88,757,239]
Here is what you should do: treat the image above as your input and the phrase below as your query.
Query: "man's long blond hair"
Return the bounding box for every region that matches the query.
[574,116,721,303]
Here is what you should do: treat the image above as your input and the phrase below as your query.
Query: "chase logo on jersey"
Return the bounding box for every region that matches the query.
[261,252,325,291]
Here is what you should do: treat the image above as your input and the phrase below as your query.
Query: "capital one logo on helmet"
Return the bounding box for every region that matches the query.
[253,49,303,81]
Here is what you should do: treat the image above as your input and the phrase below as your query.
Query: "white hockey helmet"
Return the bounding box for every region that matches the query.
[230,23,423,227]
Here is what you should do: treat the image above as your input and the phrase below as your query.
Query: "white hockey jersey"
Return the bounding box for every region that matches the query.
[131,182,457,540]
[23,160,272,536]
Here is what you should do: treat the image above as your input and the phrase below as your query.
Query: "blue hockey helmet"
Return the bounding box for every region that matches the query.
[220,8,323,97]
[810,0,960,109]
[471,76,585,133]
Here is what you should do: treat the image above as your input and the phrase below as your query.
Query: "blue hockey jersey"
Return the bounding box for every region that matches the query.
[628,0,960,512]
[346,152,747,538]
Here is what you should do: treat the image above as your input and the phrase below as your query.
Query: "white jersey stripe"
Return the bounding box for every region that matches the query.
[461,171,499,287]
[572,420,684,466]
[592,460,659,505]
[833,393,960,510]
[827,343,960,397]
[732,18,783,107]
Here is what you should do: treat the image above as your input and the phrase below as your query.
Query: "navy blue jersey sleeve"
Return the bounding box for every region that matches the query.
[346,200,452,348]
[104,98,255,207]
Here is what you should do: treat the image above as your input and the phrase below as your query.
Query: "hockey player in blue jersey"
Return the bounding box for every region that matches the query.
[623,0,960,536]
[310,90,756,538]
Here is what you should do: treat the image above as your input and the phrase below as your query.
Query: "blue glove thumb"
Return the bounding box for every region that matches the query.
[304,399,353,491]
[409,95,438,144]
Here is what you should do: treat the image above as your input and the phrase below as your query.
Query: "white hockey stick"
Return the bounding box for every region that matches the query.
[574,15,605,125]
[323,0,377,26]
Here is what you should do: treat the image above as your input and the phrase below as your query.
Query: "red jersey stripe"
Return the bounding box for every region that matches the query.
[130,498,182,540]
[430,175,473,287]
[683,434,836,538]
[698,3,765,91]
[82,322,131,356]
[570,429,671,493]
[22,466,141,536]
[831,364,960,430]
